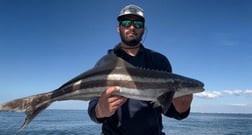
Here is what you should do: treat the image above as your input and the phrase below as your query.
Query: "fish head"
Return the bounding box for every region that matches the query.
[172,74,205,98]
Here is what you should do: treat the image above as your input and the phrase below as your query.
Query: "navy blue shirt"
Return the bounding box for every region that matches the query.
[88,44,190,135]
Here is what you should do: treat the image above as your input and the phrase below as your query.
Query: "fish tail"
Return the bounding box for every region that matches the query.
[0,92,53,132]
[18,101,51,132]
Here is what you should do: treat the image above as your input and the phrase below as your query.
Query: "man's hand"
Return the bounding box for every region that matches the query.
[95,86,127,118]
[172,94,193,114]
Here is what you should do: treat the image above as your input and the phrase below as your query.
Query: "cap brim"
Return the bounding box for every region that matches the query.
[117,14,145,22]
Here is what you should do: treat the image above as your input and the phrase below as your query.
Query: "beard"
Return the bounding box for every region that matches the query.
[119,30,144,47]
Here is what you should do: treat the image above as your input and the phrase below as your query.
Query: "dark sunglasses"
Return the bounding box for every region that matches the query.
[120,20,144,29]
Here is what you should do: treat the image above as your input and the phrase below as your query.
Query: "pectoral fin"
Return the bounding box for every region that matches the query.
[157,91,175,113]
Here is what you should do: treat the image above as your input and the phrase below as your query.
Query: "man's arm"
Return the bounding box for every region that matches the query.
[172,94,193,114]
[163,94,193,120]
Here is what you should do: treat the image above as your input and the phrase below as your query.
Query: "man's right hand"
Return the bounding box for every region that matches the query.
[95,86,127,118]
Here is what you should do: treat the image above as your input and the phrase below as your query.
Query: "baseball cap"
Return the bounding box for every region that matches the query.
[117,4,145,21]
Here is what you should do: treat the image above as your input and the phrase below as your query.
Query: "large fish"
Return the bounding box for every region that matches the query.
[0,54,204,131]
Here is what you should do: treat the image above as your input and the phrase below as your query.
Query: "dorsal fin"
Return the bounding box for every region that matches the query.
[95,54,135,68]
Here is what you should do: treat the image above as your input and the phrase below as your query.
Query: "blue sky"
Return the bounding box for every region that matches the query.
[0,0,251,113]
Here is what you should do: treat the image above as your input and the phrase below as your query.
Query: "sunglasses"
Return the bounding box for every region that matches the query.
[120,20,144,29]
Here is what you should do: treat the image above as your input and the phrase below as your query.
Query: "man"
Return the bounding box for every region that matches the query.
[88,4,193,135]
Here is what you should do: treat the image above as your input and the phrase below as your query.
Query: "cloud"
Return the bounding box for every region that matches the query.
[244,89,252,95]
[223,90,242,96]
[228,104,248,107]
[213,32,239,47]
[195,91,222,99]
[195,89,252,99]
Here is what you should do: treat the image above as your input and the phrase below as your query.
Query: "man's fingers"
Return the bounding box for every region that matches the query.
[110,97,127,111]
[95,86,126,118]
[110,96,127,106]
[103,86,120,97]
[108,95,124,102]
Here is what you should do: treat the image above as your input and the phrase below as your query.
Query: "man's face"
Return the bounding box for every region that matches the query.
[117,15,145,46]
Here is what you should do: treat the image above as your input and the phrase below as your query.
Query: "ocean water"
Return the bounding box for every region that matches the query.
[0,110,251,135]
